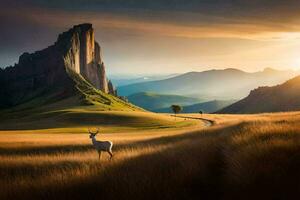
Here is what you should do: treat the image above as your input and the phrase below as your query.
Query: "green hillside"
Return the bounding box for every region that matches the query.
[1,69,142,114]
[127,92,201,111]
[0,72,196,132]
[67,68,141,111]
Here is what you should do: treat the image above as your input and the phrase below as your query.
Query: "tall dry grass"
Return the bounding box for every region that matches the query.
[1,112,300,199]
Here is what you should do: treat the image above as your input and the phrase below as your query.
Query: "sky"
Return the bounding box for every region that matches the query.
[1,0,300,75]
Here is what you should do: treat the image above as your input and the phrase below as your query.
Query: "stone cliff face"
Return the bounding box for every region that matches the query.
[58,23,109,92]
[0,23,113,108]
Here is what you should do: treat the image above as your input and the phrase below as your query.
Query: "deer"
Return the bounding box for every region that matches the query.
[88,128,113,161]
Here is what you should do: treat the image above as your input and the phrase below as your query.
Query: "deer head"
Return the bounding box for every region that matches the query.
[88,128,100,138]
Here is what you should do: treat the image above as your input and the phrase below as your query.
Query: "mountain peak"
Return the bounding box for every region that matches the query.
[223,68,244,72]
[263,67,278,73]
[74,23,92,29]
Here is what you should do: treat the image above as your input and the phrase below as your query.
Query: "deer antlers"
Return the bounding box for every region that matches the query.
[88,127,100,135]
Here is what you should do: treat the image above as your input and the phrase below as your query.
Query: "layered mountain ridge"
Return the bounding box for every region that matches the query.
[118,68,297,100]
[0,24,135,111]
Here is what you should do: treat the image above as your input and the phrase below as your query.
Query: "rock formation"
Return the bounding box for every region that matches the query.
[0,23,114,108]
[108,80,117,96]
[58,23,109,92]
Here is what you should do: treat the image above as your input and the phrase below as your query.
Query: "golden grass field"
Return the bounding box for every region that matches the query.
[1,110,300,199]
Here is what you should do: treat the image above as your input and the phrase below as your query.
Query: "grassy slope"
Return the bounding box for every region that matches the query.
[1,112,300,199]
[0,68,141,115]
[0,69,180,131]
[66,68,142,111]
[127,92,201,111]
[0,110,197,132]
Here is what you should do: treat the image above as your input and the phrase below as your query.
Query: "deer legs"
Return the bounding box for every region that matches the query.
[98,151,102,160]
[108,151,113,160]
[97,150,113,161]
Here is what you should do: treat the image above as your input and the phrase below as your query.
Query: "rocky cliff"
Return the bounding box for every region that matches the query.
[0,24,118,109]
[61,24,109,92]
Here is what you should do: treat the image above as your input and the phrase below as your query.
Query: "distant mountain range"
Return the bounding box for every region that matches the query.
[118,68,297,100]
[218,75,300,114]
[127,92,200,111]
[155,100,236,113]
[111,74,178,87]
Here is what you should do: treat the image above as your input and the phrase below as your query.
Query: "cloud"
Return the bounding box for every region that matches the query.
[1,0,300,71]
[2,3,300,42]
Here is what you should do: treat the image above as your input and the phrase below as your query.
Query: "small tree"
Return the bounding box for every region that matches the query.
[199,110,203,115]
[171,105,182,119]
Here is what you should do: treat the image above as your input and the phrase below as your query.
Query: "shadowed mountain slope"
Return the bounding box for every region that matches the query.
[218,75,300,114]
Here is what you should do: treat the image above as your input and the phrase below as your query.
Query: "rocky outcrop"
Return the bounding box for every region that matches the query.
[108,80,117,96]
[59,23,109,92]
[0,23,114,108]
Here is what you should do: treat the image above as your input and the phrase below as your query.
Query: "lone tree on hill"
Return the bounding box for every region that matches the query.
[171,105,182,119]
[199,110,203,115]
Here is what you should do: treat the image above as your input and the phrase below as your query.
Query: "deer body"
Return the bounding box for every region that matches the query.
[89,128,113,160]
